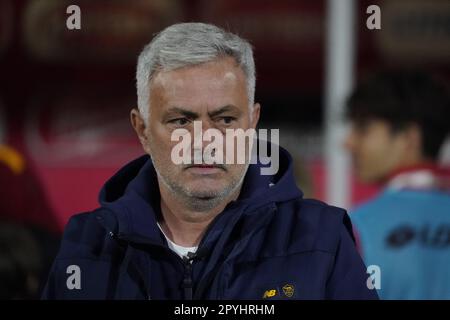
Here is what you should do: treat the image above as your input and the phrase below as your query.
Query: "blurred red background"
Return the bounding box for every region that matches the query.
[1,0,449,233]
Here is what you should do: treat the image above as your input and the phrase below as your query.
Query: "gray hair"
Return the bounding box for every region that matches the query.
[136,22,256,122]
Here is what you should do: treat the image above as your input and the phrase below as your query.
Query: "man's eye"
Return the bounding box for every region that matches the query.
[218,116,236,125]
[168,118,189,126]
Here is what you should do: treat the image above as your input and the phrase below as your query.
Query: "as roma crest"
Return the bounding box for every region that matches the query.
[282,284,295,298]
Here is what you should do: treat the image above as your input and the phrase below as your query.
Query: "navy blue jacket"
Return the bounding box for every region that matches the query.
[42,148,378,300]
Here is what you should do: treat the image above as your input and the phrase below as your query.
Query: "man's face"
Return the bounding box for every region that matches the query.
[344,119,409,183]
[133,57,260,210]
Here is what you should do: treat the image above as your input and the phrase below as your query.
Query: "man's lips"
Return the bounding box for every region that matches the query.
[190,165,216,168]
[184,164,226,172]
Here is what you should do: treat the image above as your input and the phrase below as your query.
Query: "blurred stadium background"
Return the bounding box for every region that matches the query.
[0,0,449,234]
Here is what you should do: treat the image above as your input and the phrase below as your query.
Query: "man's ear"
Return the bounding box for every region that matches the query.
[404,123,423,157]
[251,103,261,129]
[130,108,149,151]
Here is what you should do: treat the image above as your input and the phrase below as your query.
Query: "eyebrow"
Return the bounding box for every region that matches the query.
[163,105,241,120]
[163,107,199,120]
[208,105,241,118]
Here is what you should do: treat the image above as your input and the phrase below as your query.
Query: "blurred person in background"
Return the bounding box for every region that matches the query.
[0,222,42,299]
[0,144,58,233]
[0,103,60,298]
[0,145,60,299]
[345,70,450,299]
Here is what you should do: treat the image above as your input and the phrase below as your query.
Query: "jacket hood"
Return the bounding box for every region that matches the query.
[96,144,303,245]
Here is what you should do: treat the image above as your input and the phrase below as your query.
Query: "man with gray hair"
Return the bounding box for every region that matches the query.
[43,23,377,300]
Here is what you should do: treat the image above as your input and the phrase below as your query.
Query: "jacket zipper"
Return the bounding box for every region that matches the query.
[182,255,194,300]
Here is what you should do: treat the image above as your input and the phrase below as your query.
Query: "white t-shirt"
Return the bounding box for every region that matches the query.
[157,223,198,259]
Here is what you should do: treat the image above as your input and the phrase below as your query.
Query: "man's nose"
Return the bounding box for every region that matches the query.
[191,119,223,149]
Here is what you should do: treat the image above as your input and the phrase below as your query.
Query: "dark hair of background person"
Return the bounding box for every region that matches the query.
[346,70,450,160]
